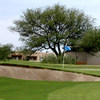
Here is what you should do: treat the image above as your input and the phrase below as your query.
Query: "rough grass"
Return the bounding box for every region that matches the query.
[0,77,100,100]
[1,60,100,77]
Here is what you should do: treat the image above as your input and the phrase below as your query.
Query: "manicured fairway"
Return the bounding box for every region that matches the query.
[0,77,100,100]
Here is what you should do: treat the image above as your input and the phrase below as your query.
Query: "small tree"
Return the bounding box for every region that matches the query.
[0,44,13,61]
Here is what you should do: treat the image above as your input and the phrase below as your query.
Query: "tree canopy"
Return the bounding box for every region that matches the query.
[11,4,94,57]
[79,29,100,54]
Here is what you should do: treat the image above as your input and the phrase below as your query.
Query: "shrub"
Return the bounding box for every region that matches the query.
[56,55,76,64]
[25,56,30,61]
[42,54,76,64]
[64,55,76,64]
[41,54,58,64]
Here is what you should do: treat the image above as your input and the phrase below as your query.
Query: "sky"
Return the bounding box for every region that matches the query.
[0,0,100,48]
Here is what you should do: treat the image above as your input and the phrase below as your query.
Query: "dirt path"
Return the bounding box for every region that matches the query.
[0,65,100,81]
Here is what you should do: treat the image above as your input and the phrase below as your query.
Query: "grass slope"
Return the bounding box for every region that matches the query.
[0,77,100,100]
[0,60,100,77]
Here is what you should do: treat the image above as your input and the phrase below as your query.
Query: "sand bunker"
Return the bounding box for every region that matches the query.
[0,65,100,81]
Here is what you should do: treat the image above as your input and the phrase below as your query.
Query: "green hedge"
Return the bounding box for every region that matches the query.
[41,54,76,64]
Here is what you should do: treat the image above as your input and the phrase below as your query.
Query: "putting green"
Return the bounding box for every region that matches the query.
[48,83,100,100]
[1,77,100,100]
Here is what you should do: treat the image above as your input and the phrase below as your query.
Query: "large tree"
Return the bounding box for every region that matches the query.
[10,4,94,58]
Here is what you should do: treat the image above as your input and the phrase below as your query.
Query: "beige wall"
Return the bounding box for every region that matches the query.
[75,52,87,64]
[67,52,100,65]
[66,52,87,64]
[87,52,100,65]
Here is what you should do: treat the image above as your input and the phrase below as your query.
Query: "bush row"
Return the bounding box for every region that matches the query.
[41,54,76,64]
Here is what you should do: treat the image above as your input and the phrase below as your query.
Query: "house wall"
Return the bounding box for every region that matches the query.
[29,52,53,62]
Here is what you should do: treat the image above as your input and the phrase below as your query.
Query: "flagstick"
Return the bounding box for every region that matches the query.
[62,44,71,69]
[63,50,65,69]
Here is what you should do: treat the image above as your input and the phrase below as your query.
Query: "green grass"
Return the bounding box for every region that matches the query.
[0,77,73,100]
[48,82,100,100]
[1,60,100,77]
[0,77,100,100]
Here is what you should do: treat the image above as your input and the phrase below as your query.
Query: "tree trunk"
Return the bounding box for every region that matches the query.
[56,53,63,64]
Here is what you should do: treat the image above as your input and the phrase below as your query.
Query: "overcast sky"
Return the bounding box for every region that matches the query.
[0,0,100,48]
